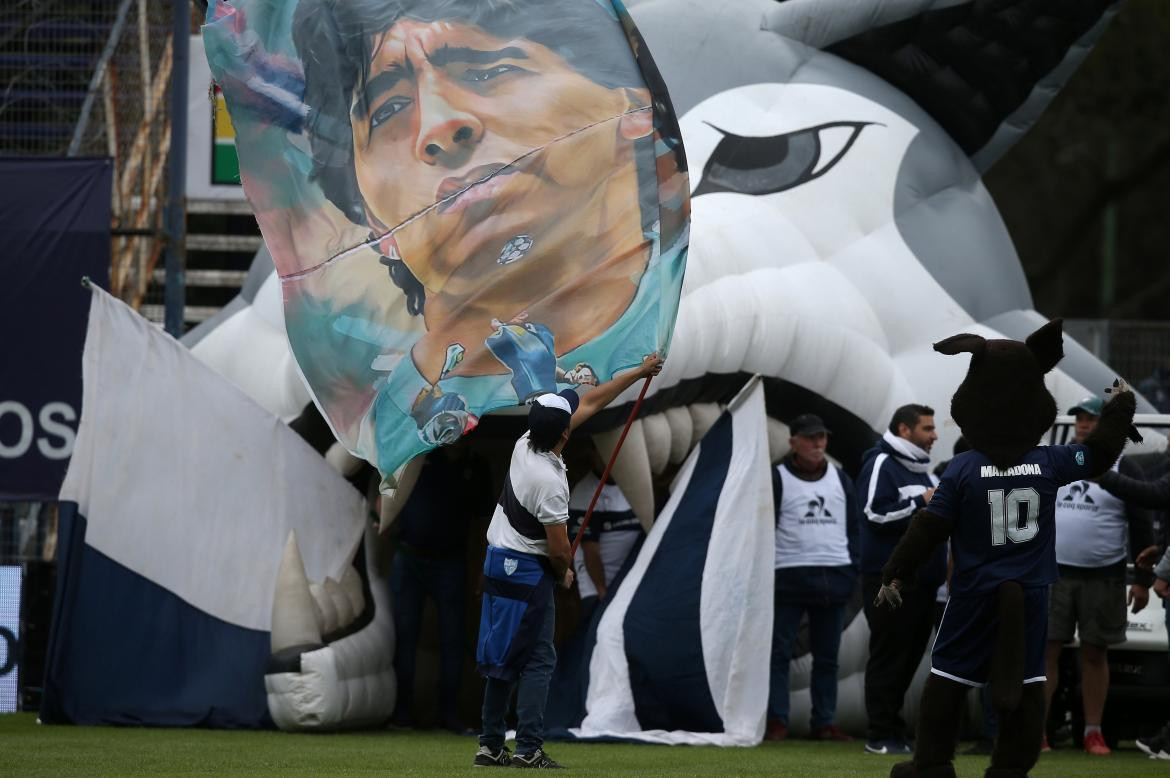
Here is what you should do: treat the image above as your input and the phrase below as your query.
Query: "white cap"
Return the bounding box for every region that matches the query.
[534,392,572,415]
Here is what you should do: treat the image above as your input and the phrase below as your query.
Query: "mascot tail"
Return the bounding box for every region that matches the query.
[988,581,1025,714]
[985,580,1046,777]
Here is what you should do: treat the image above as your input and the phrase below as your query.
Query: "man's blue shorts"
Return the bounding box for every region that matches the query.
[931,585,1049,687]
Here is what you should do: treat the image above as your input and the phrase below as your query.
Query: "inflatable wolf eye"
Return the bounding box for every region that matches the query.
[693,121,869,197]
[203,0,689,484]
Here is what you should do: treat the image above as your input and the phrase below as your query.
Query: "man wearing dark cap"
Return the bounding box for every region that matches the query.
[765,414,860,743]
[474,354,663,769]
[1043,394,1156,756]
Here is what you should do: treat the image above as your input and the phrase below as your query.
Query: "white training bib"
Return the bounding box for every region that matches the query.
[1054,460,1127,568]
[774,464,851,569]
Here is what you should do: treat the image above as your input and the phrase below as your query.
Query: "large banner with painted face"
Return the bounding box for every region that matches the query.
[203,0,689,482]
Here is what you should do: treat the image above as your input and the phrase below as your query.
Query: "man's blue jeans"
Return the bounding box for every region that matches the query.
[479,597,557,755]
[769,600,846,729]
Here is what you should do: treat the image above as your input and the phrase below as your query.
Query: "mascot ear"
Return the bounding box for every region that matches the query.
[933,333,986,357]
[1025,318,1064,373]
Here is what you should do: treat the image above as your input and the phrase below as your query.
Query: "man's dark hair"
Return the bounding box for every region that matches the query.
[889,403,934,436]
[528,412,569,453]
[292,0,657,314]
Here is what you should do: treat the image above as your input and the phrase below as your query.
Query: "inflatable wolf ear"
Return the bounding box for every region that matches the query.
[875,318,1138,778]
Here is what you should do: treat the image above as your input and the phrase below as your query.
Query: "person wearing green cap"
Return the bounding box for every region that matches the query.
[1043,395,1157,756]
[1068,395,1105,418]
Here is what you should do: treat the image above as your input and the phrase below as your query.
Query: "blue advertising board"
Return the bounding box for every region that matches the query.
[0,158,111,501]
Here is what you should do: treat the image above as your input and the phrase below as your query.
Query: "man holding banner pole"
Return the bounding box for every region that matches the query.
[474,354,663,769]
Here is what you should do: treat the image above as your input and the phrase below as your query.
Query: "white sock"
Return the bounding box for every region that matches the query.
[1084,725,1102,737]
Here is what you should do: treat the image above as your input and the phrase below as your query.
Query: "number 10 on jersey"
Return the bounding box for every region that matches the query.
[987,488,1040,546]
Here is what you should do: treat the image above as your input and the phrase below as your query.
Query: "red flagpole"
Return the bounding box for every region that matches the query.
[570,375,654,557]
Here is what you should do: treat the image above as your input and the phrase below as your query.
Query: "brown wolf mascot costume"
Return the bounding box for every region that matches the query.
[876,319,1139,778]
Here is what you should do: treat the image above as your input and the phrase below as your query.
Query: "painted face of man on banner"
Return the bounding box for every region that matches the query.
[352,21,652,294]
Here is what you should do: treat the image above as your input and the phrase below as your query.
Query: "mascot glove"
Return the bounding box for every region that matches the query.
[874,579,903,610]
[1106,378,1143,443]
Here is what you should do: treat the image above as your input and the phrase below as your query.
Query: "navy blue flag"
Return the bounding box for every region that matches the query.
[549,378,775,745]
[0,158,111,501]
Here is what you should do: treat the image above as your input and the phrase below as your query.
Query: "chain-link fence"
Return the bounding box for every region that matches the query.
[1108,320,1170,385]
[0,0,118,156]
[1,0,173,310]
[1066,318,1170,411]
[71,0,173,310]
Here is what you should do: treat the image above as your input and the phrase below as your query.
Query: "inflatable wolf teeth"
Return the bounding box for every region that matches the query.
[876,319,1138,778]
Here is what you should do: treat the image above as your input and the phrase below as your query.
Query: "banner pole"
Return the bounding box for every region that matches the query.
[163,0,189,336]
[569,375,653,557]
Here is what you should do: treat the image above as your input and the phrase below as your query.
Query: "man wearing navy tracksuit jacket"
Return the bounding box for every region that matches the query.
[856,404,947,755]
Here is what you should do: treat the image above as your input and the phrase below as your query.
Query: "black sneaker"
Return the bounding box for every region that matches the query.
[1137,733,1163,757]
[474,745,512,767]
[1138,722,1170,758]
[511,748,564,769]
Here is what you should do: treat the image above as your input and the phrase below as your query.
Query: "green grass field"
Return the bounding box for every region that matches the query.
[0,713,1163,776]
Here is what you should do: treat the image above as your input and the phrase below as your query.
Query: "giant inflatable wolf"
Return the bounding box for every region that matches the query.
[180,0,1147,733]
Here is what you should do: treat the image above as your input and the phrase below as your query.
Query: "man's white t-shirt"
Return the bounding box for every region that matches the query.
[1054,460,1128,568]
[486,432,570,557]
[569,473,643,598]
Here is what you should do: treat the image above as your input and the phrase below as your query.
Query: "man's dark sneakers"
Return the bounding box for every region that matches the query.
[511,748,564,769]
[473,745,512,767]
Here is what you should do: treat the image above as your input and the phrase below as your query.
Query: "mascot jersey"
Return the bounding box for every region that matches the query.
[928,443,1094,596]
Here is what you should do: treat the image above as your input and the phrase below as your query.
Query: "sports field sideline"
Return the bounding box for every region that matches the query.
[1,714,1161,777]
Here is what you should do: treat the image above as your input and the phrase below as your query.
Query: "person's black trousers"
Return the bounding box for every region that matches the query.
[862,572,939,743]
